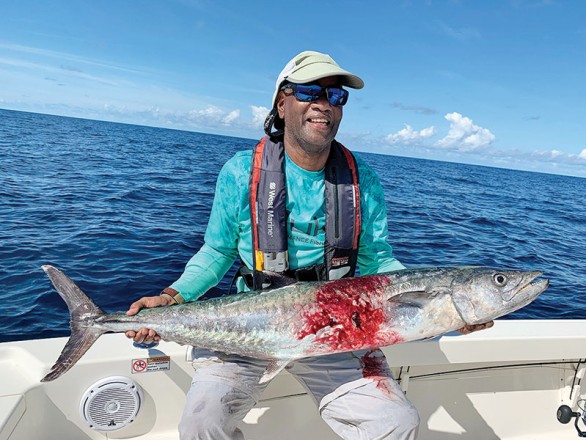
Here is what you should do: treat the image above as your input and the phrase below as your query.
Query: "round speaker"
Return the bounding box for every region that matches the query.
[79,376,143,431]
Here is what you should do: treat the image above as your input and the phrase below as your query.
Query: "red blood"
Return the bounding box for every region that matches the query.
[297,276,404,351]
[360,349,397,398]
[361,349,387,378]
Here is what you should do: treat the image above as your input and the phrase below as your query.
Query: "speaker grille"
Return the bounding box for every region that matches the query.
[79,376,143,431]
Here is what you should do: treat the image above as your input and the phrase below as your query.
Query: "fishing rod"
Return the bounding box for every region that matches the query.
[557,359,586,437]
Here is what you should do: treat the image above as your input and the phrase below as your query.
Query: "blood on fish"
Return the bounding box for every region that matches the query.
[297,276,403,351]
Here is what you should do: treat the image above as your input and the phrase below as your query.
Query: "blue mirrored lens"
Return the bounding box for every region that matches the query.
[294,85,324,101]
[327,88,348,106]
[284,84,349,106]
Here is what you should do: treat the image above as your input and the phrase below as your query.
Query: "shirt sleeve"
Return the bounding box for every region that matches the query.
[170,154,246,301]
[355,157,406,275]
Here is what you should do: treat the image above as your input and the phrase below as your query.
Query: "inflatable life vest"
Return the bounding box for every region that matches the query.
[248,136,361,290]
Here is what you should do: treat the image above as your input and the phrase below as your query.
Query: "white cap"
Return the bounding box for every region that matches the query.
[271,50,364,107]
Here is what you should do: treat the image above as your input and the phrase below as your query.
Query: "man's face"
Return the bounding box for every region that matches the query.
[277,76,343,156]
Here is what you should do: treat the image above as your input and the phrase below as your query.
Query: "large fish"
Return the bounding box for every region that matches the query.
[41,265,548,383]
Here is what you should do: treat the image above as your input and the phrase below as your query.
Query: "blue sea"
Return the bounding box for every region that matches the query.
[1,108,584,343]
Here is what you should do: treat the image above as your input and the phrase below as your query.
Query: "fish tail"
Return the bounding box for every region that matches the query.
[41,265,105,382]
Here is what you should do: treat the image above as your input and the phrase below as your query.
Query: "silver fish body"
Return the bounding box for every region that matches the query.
[41,265,548,382]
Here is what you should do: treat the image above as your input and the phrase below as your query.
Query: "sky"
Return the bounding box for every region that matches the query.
[1,0,586,177]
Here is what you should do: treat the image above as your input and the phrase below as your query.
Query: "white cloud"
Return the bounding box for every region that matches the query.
[187,105,240,127]
[526,148,586,169]
[222,109,240,125]
[435,112,495,151]
[251,105,269,128]
[385,124,436,145]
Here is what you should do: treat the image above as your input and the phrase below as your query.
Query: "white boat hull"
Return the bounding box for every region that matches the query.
[1,319,585,439]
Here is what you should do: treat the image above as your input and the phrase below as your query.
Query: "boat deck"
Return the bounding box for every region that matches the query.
[1,320,585,439]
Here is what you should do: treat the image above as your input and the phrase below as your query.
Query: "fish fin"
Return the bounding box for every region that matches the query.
[42,265,104,317]
[41,325,103,382]
[259,359,290,384]
[389,287,451,305]
[41,265,105,382]
[388,291,427,307]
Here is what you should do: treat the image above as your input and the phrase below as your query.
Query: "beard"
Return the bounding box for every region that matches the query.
[283,118,340,157]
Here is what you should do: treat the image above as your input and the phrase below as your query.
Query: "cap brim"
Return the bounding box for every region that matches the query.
[287,63,364,89]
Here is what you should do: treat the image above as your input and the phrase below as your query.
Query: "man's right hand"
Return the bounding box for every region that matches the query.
[125,295,175,343]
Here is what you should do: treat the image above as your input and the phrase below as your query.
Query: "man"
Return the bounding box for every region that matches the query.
[126,51,490,439]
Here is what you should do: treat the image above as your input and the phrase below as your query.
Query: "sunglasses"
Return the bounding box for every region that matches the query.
[280,83,349,107]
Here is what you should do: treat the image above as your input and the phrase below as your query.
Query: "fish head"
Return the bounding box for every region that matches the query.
[450,267,549,325]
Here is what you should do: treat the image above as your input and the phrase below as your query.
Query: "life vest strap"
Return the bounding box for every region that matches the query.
[233,263,326,292]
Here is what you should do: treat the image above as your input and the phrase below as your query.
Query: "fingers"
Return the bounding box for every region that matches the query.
[457,325,473,334]
[126,295,167,316]
[125,295,168,342]
[457,320,494,335]
[132,328,161,343]
[124,328,161,343]
[126,299,145,316]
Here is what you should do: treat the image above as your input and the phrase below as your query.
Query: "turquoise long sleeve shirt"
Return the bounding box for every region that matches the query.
[171,148,405,301]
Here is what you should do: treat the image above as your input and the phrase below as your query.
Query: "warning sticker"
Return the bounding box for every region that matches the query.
[131,356,171,374]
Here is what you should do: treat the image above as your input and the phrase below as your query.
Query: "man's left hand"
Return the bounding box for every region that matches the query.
[457,321,494,334]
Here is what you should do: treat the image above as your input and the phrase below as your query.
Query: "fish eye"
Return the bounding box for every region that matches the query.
[493,273,508,287]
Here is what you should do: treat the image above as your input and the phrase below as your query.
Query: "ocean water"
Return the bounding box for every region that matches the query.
[1,108,584,343]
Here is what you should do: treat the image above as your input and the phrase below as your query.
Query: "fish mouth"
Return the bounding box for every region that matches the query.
[508,271,549,302]
[523,278,549,296]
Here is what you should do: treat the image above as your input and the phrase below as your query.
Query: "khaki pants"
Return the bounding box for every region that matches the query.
[179,348,419,440]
